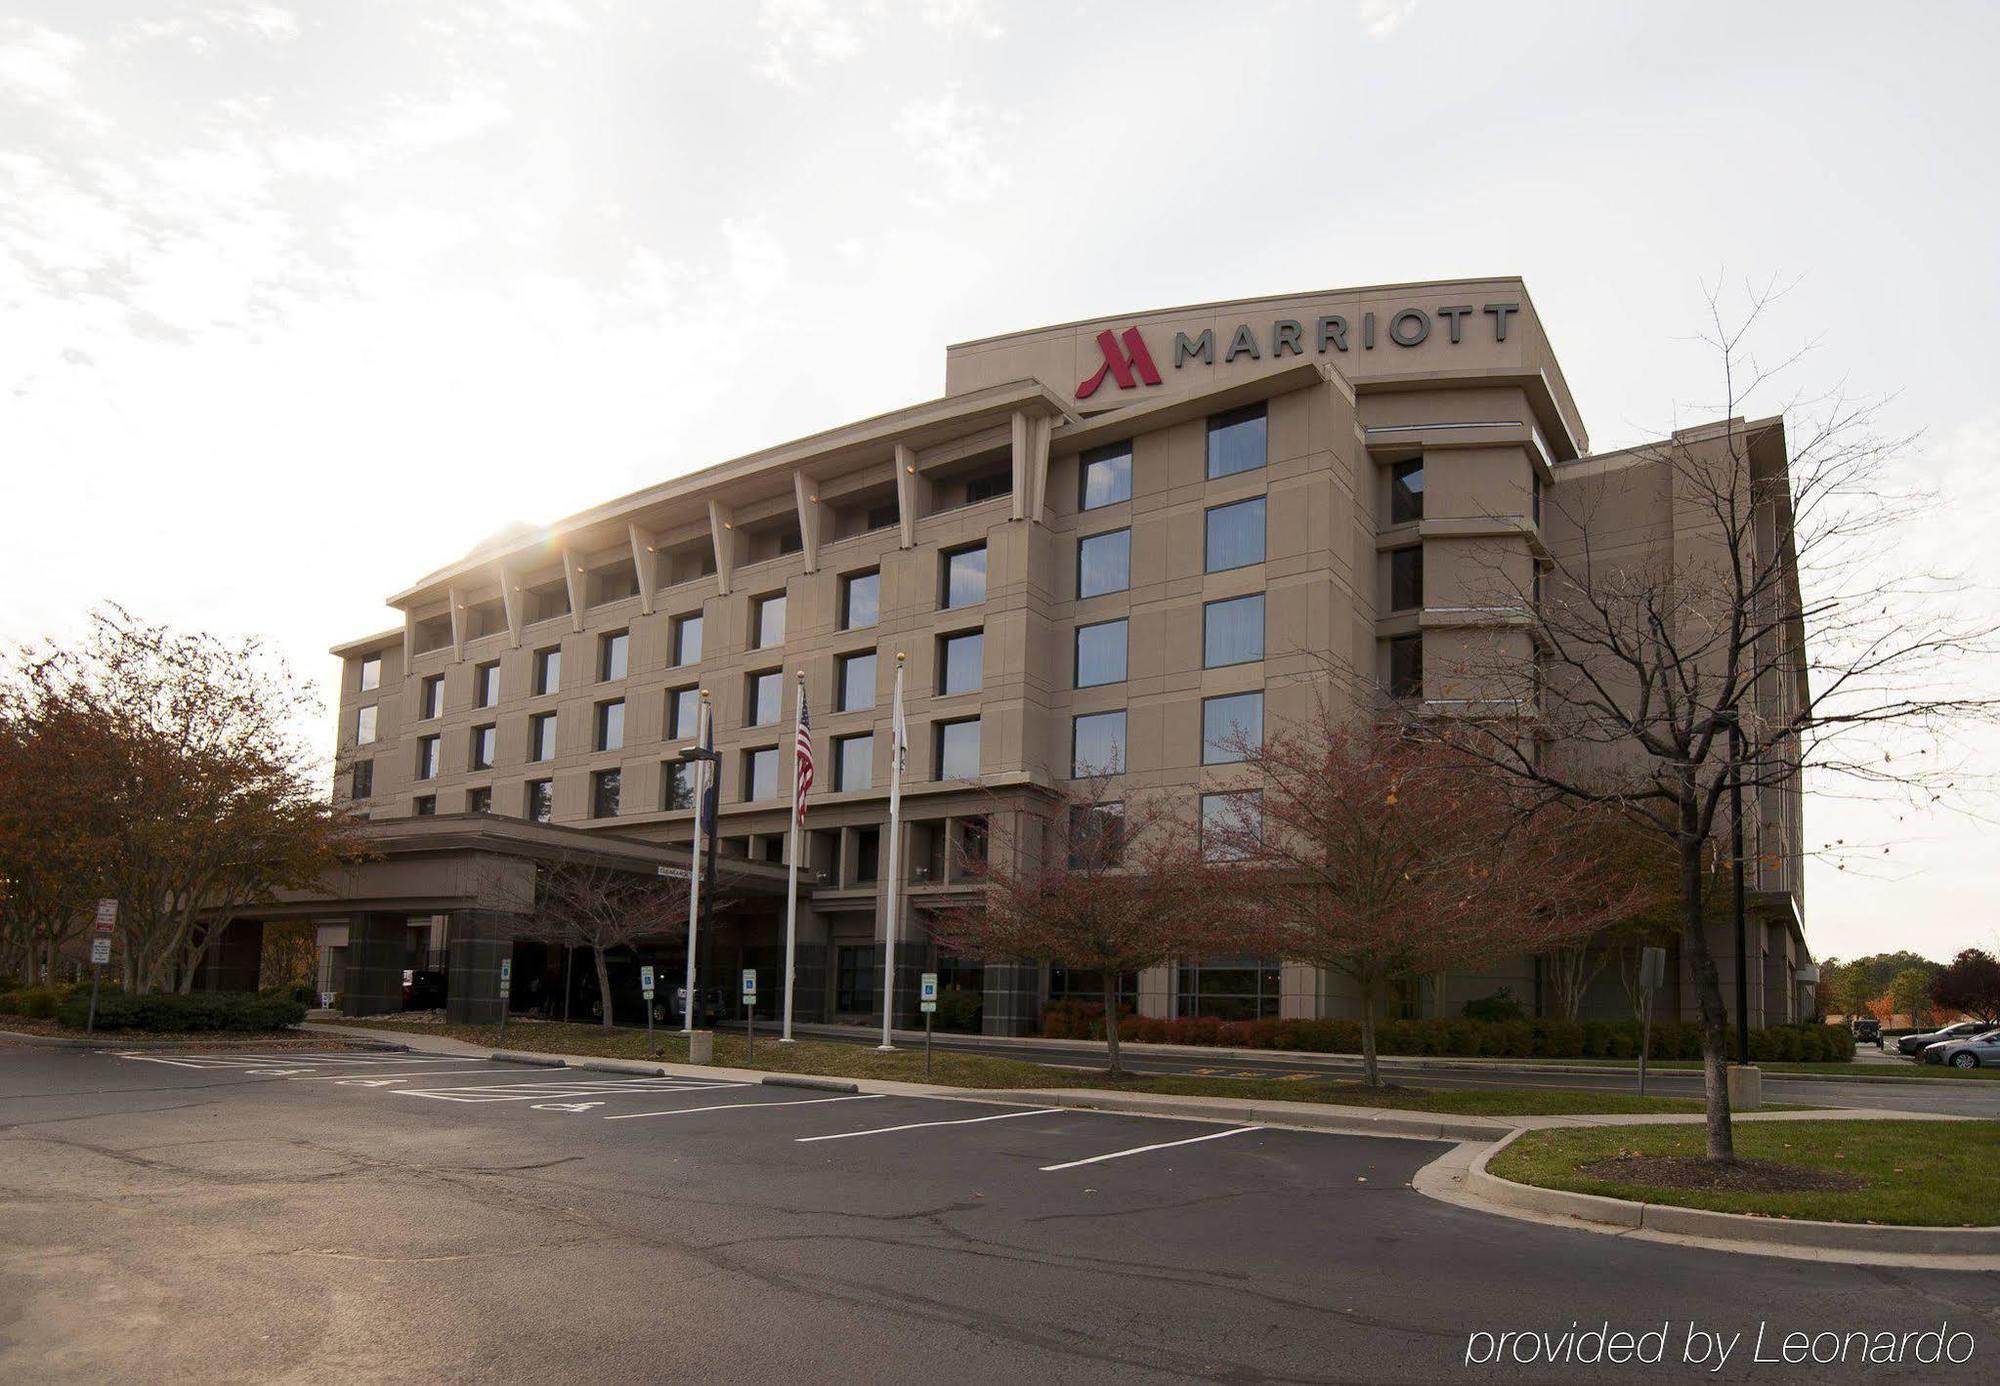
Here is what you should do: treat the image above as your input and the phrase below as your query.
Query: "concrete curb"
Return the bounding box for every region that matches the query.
[1461,1128,2000,1257]
[488,1049,568,1068]
[763,1075,862,1094]
[573,1058,669,1076]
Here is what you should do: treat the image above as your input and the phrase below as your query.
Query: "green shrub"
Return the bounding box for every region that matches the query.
[0,985,68,1020]
[934,986,983,1033]
[56,990,306,1033]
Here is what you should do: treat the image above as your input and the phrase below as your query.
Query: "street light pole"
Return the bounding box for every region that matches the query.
[679,697,721,1037]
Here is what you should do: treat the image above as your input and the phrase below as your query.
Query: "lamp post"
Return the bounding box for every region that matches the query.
[679,735,721,1033]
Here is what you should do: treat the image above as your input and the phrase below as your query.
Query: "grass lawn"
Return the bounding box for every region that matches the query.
[1489,1120,2000,1225]
[319,1017,1766,1118]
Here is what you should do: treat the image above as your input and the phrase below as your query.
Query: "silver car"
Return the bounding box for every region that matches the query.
[1922,1027,2000,1068]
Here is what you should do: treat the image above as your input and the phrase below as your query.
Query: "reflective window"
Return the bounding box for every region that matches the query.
[1205,497,1266,572]
[1201,692,1263,765]
[1071,711,1126,777]
[596,699,625,752]
[1074,619,1127,688]
[1068,803,1125,868]
[1390,546,1423,611]
[673,614,703,666]
[1391,458,1425,525]
[471,723,497,771]
[838,651,876,712]
[356,705,378,745]
[1200,790,1261,862]
[1206,402,1267,480]
[1077,528,1130,598]
[420,675,443,720]
[1177,956,1281,1019]
[533,647,561,695]
[527,778,554,822]
[667,687,699,739]
[745,746,779,801]
[530,712,557,762]
[939,631,983,696]
[662,762,695,811]
[416,734,439,780]
[942,545,986,609]
[755,594,786,648]
[351,760,373,799]
[413,794,436,817]
[936,719,980,779]
[600,630,629,681]
[467,786,492,814]
[591,769,621,819]
[748,670,782,726]
[842,571,880,629]
[836,733,873,791]
[1203,594,1265,667]
[1079,442,1132,510]
[474,661,500,708]
[358,655,381,692]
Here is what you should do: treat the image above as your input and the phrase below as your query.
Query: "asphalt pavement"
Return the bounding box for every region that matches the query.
[0,1043,1992,1383]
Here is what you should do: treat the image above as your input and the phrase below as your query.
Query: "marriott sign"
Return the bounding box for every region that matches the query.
[1076,300,1522,399]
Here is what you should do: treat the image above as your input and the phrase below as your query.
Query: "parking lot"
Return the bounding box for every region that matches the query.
[2,1044,1992,1383]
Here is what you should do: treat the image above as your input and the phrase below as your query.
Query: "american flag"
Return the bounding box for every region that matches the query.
[793,688,814,826]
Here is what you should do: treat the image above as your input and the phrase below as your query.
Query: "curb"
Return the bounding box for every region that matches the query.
[488,1050,568,1068]
[763,1075,862,1094]
[573,1058,668,1076]
[1462,1128,2000,1257]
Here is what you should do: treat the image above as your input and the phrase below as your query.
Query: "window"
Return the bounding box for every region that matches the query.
[1205,497,1266,572]
[672,614,703,666]
[965,470,1011,504]
[599,630,629,681]
[1200,790,1261,862]
[355,704,378,745]
[662,761,695,811]
[416,735,439,780]
[835,732,872,791]
[591,769,621,819]
[1389,634,1423,699]
[474,661,500,708]
[467,786,492,814]
[667,686,699,739]
[935,719,980,780]
[1203,594,1265,667]
[1074,619,1128,688]
[413,794,436,817]
[838,651,876,712]
[1050,964,1138,1011]
[1390,546,1423,611]
[942,545,986,609]
[1532,473,1543,526]
[357,655,381,692]
[471,723,497,771]
[1206,402,1267,480]
[1068,802,1125,868]
[754,594,786,648]
[1177,957,1281,1020]
[852,827,880,884]
[744,747,779,801]
[533,646,561,696]
[526,778,554,823]
[1391,459,1425,525]
[1201,692,1263,765]
[747,670,782,726]
[938,631,983,696]
[595,699,625,752]
[529,712,557,762]
[351,760,373,800]
[1079,442,1132,510]
[842,571,879,629]
[1071,710,1126,777]
[1077,528,1130,599]
[420,674,444,720]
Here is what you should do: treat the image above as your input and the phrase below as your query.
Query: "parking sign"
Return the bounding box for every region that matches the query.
[920,972,938,1003]
[640,964,655,999]
[741,968,758,1002]
[498,958,512,998]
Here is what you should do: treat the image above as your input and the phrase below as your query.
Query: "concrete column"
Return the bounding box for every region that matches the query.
[342,913,406,1018]
[446,909,524,1025]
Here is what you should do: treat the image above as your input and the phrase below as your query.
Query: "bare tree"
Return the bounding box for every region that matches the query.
[929,776,1225,1078]
[1207,707,1642,1087]
[519,855,690,1028]
[1400,284,2000,1160]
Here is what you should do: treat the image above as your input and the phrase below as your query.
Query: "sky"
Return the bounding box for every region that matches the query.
[4,0,1997,964]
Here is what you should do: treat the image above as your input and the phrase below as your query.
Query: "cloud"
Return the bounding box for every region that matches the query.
[754,0,866,87]
[0,21,83,102]
[381,83,513,149]
[1357,0,1418,40]
[893,88,1010,206]
[920,0,1003,38]
[214,5,302,43]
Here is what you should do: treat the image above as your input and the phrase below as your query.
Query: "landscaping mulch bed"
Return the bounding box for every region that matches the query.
[1581,1154,1865,1195]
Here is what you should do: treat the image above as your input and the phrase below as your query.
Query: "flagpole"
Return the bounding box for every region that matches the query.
[878,653,906,1051]
[782,670,804,1043]
[682,692,709,1035]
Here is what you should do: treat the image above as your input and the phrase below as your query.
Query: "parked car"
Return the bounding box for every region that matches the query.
[400,968,447,1011]
[1922,1027,2000,1068]
[656,987,723,1027]
[1850,1016,1881,1046]
[1896,1019,1992,1057]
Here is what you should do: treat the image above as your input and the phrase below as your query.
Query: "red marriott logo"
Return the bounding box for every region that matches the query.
[1076,326,1162,400]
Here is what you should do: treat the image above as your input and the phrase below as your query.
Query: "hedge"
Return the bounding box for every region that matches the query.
[1040,1002,1855,1062]
[54,990,307,1033]
[0,985,75,1020]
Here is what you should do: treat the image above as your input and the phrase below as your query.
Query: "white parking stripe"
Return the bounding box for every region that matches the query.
[794,1107,1064,1143]
[606,1093,884,1121]
[289,1067,513,1082]
[395,1078,748,1103]
[1039,1125,1260,1171]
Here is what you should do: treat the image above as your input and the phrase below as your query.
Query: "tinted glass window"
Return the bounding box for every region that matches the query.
[1206,402,1267,480]
[597,700,625,751]
[413,795,436,817]
[358,656,381,692]
[674,615,703,665]
[417,735,438,779]
[1069,803,1125,868]
[838,652,876,712]
[533,648,560,696]
[1389,635,1423,699]
[600,631,628,681]
[1205,497,1266,572]
[474,662,499,707]
[421,675,443,719]
[1074,619,1127,688]
[943,546,986,608]
[472,724,497,770]
[1201,791,1261,861]
[1077,528,1130,598]
[843,571,880,629]
[467,786,492,814]
[1080,443,1132,510]
[749,671,781,726]
[592,769,621,818]
[1391,459,1425,524]
[1072,711,1127,777]
[668,687,699,738]
[530,712,556,761]
[527,779,554,822]
[937,720,980,779]
[352,760,373,799]
[939,631,983,696]
[1390,546,1423,611]
[1204,594,1264,667]
[837,733,872,791]
[755,595,786,648]
[356,705,378,744]
[746,747,779,801]
[1202,692,1263,765]
[662,762,695,810]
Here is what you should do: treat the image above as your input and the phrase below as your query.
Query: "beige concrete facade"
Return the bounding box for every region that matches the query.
[328,278,1810,1032]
